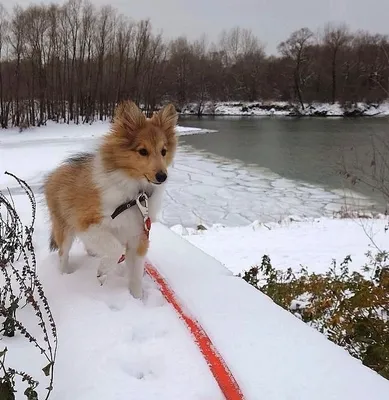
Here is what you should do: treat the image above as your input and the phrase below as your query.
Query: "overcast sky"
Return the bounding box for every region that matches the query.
[16,0,389,54]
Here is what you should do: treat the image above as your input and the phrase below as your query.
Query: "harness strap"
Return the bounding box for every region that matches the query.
[111,191,152,220]
[111,199,137,219]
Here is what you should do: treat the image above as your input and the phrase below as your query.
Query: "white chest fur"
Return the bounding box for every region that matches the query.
[92,156,165,246]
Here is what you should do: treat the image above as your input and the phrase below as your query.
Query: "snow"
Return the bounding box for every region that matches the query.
[174,125,218,136]
[0,120,210,144]
[148,223,389,399]
[171,216,389,276]
[181,100,389,117]
[1,121,389,399]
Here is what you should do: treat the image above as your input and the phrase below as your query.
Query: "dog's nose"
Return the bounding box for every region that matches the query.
[155,171,167,183]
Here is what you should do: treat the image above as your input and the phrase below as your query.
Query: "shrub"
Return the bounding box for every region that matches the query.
[239,251,389,379]
[0,172,57,399]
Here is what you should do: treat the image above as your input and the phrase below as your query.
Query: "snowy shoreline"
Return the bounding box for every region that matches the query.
[171,213,389,276]
[180,101,389,118]
[0,122,213,139]
[1,121,382,227]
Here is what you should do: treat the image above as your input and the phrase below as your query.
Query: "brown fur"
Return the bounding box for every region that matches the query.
[44,155,103,255]
[44,101,178,258]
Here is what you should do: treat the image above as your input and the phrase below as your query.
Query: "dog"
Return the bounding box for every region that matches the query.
[43,101,178,299]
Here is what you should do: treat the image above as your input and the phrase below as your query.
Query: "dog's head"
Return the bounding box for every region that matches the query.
[101,101,178,185]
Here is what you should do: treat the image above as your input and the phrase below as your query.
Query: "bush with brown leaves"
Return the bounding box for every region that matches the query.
[239,251,389,379]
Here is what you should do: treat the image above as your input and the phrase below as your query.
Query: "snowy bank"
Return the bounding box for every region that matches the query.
[0,120,215,143]
[148,223,389,399]
[175,125,218,136]
[171,215,389,276]
[181,100,389,117]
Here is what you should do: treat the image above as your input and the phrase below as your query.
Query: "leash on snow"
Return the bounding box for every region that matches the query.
[116,193,245,399]
[145,262,245,400]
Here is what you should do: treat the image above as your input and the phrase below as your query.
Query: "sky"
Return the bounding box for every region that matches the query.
[15,0,389,55]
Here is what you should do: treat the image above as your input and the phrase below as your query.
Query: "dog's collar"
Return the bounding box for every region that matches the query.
[111,191,152,220]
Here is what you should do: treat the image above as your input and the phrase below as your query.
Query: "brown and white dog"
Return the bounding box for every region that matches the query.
[43,101,178,299]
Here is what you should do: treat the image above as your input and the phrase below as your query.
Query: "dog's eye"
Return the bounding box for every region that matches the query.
[161,149,167,157]
[138,149,148,156]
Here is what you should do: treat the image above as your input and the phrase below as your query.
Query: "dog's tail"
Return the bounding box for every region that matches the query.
[49,231,58,252]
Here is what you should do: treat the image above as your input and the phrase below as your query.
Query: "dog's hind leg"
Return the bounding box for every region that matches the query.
[59,230,74,274]
[49,231,58,251]
[51,215,74,274]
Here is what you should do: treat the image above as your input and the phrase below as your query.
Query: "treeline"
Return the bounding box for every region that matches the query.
[0,0,389,128]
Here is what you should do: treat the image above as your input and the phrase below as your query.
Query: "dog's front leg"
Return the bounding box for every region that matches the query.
[78,225,124,280]
[126,233,149,300]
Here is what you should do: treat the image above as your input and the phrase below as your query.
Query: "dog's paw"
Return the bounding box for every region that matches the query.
[97,257,113,277]
[85,246,97,257]
[97,272,107,286]
[60,268,74,275]
[129,282,143,300]
[59,260,75,275]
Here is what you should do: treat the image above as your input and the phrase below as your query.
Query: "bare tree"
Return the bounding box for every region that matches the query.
[0,4,9,127]
[79,1,96,122]
[63,0,81,122]
[9,5,27,127]
[278,28,314,109]
[23,5,51,126]
[130,19,151,105]
[94,5,114,120]
[168,36,192,106]
[190,36,210,115]
[113,15,134,107]
[219,27,261,65]
[322,22,350,104]
[141,33,167,115]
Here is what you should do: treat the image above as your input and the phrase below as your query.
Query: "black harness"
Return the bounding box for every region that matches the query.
[111,192,152,220]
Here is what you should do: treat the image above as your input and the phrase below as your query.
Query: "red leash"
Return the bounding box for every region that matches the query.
[117,197,244,398]
[145,261,244,399]
[119,254,244,399]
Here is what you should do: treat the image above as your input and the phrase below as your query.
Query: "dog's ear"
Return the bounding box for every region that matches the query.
[151,104,178,134]
[114,101,146,132]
